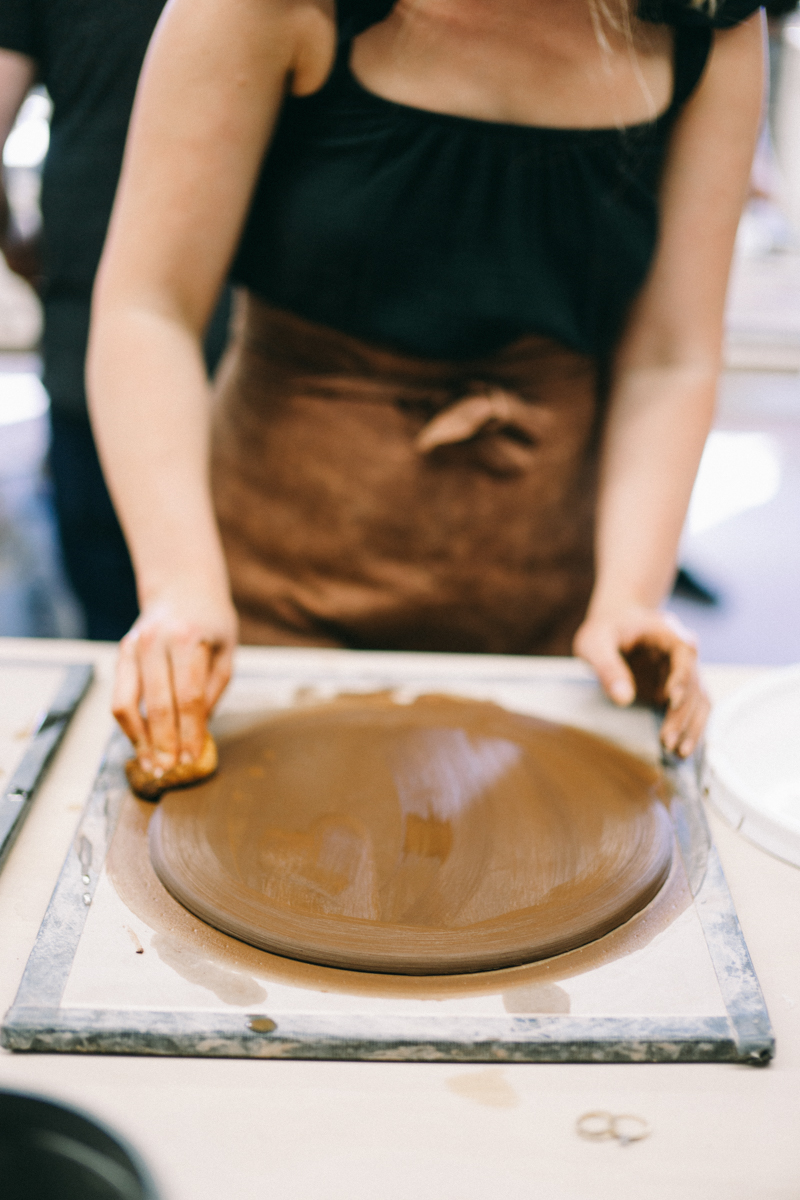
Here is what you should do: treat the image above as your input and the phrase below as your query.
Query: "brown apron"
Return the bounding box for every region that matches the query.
[211,293,601,655]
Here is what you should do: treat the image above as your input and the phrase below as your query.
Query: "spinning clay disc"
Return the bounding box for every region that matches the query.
[149,694,673,974]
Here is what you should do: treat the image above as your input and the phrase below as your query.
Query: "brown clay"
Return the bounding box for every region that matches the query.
[623,641,672,709]
[149,694,673,974]
[108,792,691,1000]
[126,732,218,801]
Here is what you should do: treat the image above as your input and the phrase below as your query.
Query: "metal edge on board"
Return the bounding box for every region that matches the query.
[0,662,94,873]
[1,1006,739,1063]
[663,745,774,1066]
[5,730,130,1012]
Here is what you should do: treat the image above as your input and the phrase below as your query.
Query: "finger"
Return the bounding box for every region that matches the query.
[676,688,710,758]
[111,635,149,754]
[660,682,708,757]
[136,625,179,770]
[205,642,234,712]
[171,637,211,762]
[575,626,636,707]
[663,639,698,711]
[660,689,698,754]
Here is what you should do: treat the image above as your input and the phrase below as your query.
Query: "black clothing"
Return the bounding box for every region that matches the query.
[639,0,763,25]
[234,0,761,363]
[0,0,166,417]
[341,1,764,34]
[233,24,712,362]
[48,411,139,640]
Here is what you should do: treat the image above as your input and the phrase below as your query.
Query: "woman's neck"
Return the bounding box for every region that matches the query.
[351,0,674,129]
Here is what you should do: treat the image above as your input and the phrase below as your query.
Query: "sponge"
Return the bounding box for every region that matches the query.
[125,732,218,801]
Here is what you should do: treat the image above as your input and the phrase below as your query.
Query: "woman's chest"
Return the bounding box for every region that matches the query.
[349,1,676,129]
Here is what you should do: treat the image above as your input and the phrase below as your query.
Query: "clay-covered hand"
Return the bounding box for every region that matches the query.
[112,591,238,796]
[573,607,709,758]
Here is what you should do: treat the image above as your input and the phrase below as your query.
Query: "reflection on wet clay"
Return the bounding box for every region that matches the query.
[403,813,453,860]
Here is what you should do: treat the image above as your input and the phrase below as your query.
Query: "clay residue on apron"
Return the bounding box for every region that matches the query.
[148,693,673,974]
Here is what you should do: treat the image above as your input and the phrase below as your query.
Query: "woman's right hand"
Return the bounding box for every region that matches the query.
[112,589,238,777]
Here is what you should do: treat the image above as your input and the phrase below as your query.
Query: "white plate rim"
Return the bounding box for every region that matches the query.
[705,662,800,867]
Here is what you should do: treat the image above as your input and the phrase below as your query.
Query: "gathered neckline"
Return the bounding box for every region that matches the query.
[338,33,683,136]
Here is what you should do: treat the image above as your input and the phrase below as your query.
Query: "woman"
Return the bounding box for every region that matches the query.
[87,0,764,781]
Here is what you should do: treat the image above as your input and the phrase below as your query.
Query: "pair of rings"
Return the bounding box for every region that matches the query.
[576,1111,651,1146]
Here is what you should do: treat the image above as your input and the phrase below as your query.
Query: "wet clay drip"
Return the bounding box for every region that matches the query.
[149,694,673,974]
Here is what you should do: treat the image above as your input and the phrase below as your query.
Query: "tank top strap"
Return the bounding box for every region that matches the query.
[639,0,762,28]
[671,23,713,111]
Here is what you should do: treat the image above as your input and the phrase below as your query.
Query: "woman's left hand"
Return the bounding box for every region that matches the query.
[573,606,710,758]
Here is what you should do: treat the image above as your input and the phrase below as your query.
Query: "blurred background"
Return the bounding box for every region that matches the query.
[1,7,800,662]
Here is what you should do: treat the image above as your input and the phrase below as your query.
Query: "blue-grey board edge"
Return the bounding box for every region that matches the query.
[0,661,94,872]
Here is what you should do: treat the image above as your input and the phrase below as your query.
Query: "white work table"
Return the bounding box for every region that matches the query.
[0,636,798,1200]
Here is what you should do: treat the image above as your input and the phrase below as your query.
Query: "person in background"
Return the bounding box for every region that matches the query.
[0,0,229,640]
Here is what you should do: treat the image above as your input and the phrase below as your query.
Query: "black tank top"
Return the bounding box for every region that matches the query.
[231,1,758,361]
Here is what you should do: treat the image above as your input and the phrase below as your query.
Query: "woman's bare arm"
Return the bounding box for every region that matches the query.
[87,0,335,776]
[574,12,765,755]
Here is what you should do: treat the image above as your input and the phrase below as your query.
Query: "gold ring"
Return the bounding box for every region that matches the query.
[576,1111,615,1141]
[610,1113,651,1145]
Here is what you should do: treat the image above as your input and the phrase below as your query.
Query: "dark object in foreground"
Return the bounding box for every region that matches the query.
[125,732,218,800]
[0,1089,160,1200]
[672,566,720,607]
[623,641,672,708]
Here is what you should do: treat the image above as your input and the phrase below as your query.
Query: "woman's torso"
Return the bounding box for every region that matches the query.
[215,0,759,653]
[231,0,712,361]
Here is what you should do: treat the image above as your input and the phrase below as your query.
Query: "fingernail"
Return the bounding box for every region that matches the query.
[610,680,634,705]
[180,750,193,765]
[140,757,153,772]
[153,766,164,779]
[662,730,677,752]
[678,738,694,758]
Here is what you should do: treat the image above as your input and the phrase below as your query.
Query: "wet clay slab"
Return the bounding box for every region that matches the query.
[149,694,673,974]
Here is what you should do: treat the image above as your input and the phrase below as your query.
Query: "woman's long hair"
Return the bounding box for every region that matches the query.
[588,0,718,39]
[588,0,718,50]
[587,0,718,117]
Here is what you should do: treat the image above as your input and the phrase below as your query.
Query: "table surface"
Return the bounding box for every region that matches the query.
[0,637,798,1200]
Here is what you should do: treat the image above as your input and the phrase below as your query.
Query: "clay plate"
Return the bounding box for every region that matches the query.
[149,694,673,974]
